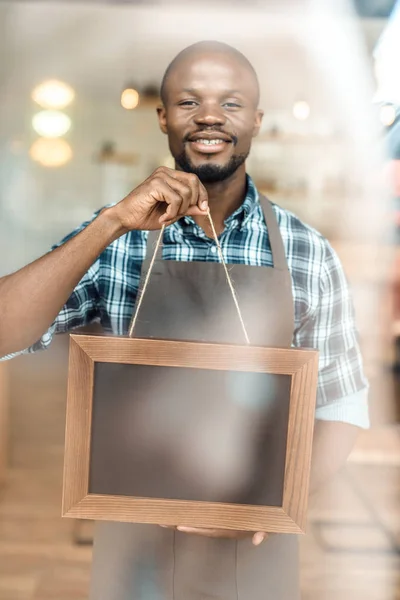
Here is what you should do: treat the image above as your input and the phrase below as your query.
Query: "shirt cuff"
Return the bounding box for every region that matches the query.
[0,352,24,362]
[0,324,56,361]
[315,387,370,429]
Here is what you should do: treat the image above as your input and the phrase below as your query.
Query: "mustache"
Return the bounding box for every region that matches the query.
[184,128,238,146]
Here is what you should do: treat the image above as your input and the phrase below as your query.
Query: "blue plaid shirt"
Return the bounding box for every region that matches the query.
[3,176,369,427]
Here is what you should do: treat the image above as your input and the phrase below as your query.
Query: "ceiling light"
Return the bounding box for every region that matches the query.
[32,110,71,138]
[292,100,310,121]
[379,103,396,127]
[30,138,72,167]
[121,88,140,110]
[32,80,75,109]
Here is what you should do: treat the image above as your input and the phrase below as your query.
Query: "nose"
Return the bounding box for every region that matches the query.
[193,102,226,127]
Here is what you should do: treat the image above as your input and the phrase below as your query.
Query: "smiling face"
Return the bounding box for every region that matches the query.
[158,48,263,184]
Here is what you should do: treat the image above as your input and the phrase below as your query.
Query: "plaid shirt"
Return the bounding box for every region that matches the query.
[3,176,369,427]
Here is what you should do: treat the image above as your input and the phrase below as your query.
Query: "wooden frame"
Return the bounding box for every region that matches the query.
[62,334,318,534]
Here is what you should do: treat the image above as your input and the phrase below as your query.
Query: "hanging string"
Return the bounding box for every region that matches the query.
[128,224,165,338]
[128,210,250,345]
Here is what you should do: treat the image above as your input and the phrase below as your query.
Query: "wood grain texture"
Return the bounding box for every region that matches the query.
[63,494,303,534]
[63,334,318,533]
[71,334,316,375]
[0,361,9,485]
[62,338,94,515]
[283,351,319,532]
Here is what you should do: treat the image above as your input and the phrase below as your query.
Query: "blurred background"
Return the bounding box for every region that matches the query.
[0,0,400,598]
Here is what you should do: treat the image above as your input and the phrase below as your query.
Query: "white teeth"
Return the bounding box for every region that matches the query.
[196,139,224,145]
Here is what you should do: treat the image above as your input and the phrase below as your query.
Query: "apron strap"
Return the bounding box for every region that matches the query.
[258,194,288,271]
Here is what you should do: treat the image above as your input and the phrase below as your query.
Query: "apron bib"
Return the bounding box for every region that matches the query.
[89,196,300,600]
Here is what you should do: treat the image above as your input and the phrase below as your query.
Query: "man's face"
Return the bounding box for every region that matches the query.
[157,52,263,184]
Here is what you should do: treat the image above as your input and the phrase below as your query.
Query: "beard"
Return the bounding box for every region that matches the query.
[175,148,249,184]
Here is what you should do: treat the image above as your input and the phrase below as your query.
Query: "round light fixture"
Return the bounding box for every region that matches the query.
[292,100,310,121]
[32,110,71,138]
[121,88,140,110]
[379,103,396,127]
[29,138,73,167]
[32,80,75,109]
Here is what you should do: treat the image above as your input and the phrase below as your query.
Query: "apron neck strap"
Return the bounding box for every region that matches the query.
[258,194,288,271]
[145,193,288,271]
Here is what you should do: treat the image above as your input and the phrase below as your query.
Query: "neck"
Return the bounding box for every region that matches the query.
[193,166,248,237]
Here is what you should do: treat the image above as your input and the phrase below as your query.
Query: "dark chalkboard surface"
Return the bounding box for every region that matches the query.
[89,363,291,506]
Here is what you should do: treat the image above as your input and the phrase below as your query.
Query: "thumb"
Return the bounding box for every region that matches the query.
[252,532,268,546]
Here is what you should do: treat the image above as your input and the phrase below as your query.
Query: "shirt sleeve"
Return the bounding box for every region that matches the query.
[0,211,102,361]
[294,240,370,429]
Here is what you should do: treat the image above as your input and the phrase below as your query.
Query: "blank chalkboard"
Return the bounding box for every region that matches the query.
[89,363,291,506]
[62,335,318,534]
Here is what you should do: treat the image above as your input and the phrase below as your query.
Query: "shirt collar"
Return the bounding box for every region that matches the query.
[230,175,259,223]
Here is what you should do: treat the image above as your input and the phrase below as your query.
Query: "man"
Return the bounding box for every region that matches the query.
[0,41,369,599]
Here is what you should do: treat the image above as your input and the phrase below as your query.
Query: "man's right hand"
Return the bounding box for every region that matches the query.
[111,167,209,232]
[0,168,208,357]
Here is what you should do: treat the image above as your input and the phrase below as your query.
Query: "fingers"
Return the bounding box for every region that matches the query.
[162,202,207,226]
[150,168,208,223]
[189,174,208,211]
[162,525,269,544]
[177,527,240,538]
[176,527,245,540]
[252,532,268,546]
[176,526,216,536]
[148,178,184,223]
[160,525,216,536]
[166,169,209,211]
[162,179,191,222]
[117,167,209,231]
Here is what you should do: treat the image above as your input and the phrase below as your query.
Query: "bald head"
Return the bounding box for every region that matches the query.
[160,41,260,107]
[156,40,264,185]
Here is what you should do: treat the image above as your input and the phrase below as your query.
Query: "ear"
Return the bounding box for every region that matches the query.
[157,105,168,135]
[252,109,264,138]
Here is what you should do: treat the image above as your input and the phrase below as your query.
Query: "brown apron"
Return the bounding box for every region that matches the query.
[89,196,299,600]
